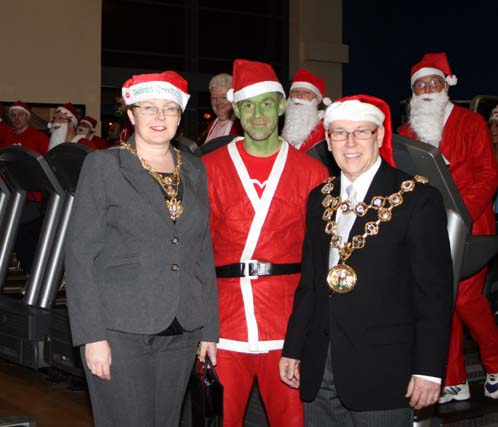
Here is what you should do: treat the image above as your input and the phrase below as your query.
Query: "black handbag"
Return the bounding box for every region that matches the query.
[189,355,223,427]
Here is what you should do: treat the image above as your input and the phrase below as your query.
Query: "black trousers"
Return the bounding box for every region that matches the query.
[82,328,201,427]
[304,348,413,427]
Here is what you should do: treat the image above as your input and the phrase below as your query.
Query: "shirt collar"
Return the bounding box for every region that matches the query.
[340,156,382,202]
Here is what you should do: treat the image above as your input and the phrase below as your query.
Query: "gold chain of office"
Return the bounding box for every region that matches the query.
[121,142,184,221]
[321,174,429,294]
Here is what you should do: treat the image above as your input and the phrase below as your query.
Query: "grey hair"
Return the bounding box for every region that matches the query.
[209,73,232,91]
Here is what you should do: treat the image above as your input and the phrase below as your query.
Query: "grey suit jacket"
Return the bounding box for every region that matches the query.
[65,137,219,346]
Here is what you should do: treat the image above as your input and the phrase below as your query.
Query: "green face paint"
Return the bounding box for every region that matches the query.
[234,92,285,156]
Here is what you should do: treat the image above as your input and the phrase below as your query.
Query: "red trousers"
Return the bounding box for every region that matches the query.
[216,349,303,427]
[445,266,498,385]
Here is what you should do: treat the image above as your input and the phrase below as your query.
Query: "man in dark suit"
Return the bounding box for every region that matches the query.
[279,95,453,426]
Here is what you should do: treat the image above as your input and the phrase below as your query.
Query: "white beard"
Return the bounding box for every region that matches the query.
[281,98,320,149]
[48,123,69,150]
[409,91,450,147]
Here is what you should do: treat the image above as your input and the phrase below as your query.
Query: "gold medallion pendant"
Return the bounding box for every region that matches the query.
[320,175,429,294]
[167,198,184,221]
[327,263,357,293]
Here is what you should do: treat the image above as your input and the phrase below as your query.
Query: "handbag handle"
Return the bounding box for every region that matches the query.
[195,355,220,382]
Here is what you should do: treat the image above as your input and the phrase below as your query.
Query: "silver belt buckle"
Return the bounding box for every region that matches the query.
[242,259,258,279]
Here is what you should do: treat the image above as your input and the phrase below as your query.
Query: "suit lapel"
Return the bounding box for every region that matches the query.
[318,176,341,276]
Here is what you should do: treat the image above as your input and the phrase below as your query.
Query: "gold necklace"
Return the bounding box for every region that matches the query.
[121,142,184,221]
[321,174,428,294]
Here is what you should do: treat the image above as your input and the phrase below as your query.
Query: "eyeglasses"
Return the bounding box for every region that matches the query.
[412,78,445,92]
[132,104,181,117]
[328,128,378,142]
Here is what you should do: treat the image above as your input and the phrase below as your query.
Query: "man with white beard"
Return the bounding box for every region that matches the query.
[76,116,108,149]
[48,103,79,150]
[281,68,331,152]
[399,52,498,403]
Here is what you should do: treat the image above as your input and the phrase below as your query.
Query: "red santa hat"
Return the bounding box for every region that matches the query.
[323,94,395,167]
[410,52,458,87]
[122,71,190,111]
[9,101,31,117]
[226,59,285,103]
[79,115,97,130]
[290,68,331,105]
[489,105,498,123]
[56,103,79,127]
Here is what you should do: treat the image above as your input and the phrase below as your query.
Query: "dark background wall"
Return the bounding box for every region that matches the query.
[343,0,497,124]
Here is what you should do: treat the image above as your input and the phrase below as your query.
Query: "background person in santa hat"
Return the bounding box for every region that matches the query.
[76,115,108,149]
[281,68,331,153]
[2,101,50,274]
[399,52,498,404]
[5,101,49,155]
[47,102,79,150]
[281,95,453,426]
[203,59,328,427]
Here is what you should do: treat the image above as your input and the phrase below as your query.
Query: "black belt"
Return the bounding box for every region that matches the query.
[216,261,301,278]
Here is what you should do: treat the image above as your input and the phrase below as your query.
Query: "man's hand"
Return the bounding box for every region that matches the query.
[198,341,217,365]
[279,356,300,389]
[85,340,112,381]
[406,376,441,409]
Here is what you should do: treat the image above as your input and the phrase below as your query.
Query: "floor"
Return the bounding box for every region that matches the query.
[0,362,92,427]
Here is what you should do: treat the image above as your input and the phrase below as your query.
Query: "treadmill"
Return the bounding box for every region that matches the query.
[0,145,66,369]
[41,143,93,377]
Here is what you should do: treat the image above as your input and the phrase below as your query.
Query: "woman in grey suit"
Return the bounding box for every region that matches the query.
[65,71,219,427]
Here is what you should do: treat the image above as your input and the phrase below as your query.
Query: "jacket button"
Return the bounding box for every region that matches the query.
[323,329,329,337]
[171,236,179,244]
[171,264,179,271]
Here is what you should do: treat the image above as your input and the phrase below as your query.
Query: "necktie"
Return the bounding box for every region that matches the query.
[329,184,357,268]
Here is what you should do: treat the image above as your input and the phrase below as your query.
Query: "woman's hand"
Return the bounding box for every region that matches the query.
[198,341,217,365]
[85,340,112,381]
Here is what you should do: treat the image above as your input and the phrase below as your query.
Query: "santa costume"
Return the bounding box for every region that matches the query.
[77,116,108,149]
[284,68,331,152]
[203,59,328,426]
[399,53,498,393]
[6,101,49,155]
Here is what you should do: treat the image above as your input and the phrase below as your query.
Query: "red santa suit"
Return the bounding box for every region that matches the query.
[299,119,325,153]
[399,104,498,385]
[79,135,108,150]
[6,125,49,155]
[203,138,328,426]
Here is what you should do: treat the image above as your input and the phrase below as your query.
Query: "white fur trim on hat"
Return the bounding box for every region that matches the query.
[80,119,95,130]
[322,97,332,106]
[290,81,322,101]
[57,107,78,127]
[410,67,445,86]
[122,81,190,111]
[323,100,385,129]
[232,81,285,103]
[9,105,31,117]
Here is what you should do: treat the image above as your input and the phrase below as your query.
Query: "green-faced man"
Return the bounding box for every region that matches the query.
[202,59,328,426]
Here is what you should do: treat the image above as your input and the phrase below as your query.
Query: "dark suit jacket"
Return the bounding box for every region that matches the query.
[65,136,219,347]
[282,161,453,410]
